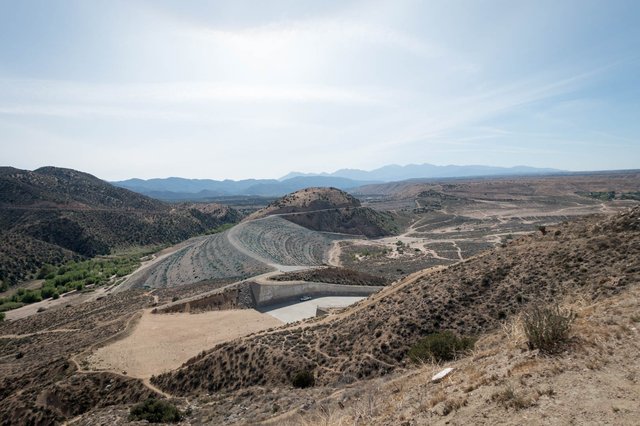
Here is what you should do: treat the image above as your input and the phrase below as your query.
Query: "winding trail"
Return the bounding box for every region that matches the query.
[68,310,174,400]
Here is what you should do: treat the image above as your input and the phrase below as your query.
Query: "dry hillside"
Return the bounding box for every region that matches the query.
[247,187,398,237]
[152,207,640,396]
[0,291,159,424]
[0,167,241,286]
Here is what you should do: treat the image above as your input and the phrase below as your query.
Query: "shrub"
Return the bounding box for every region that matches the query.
[20,290,42,304]
[129,398,182,423]
[0,312,5,322]
[491,385,534,409]
[0,302,25,312]
[292,370,315,388]
[523,304,575,353]
[41,286,57,299]
[37,264,57,279]
[408,331,475,363]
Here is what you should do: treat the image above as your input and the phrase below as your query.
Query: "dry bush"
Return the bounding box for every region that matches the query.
[441,396,468,415]
[523,304,575,353]
[491,385,534,410]
[129,398,182,423]
[408,331,475,363]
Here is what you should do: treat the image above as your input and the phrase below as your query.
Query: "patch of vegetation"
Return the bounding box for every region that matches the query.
[0,311,4,321]
[0,300,26,313]
[291,370,315,388]
[523,304,575,353]
[408,331,475,363]
[620,191,640,201]
[579,191,616,201]
[0,247,159,312]
[129,398,182,423]
[270,267,389,286]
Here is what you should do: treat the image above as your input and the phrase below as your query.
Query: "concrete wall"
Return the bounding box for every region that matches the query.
[250,282,380,307]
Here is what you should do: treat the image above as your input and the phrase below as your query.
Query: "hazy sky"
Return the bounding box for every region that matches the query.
[1,0,639,180]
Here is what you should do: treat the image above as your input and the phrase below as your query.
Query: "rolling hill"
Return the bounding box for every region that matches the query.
[0,167,240,287]
[247,187,399,237]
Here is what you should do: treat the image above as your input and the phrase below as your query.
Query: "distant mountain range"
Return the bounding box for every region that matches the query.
[114,163,562,200]
[113,176,380,201]
[280,163,562,182]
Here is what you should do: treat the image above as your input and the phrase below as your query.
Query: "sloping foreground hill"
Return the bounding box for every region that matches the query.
[275,280,640,425]
[0,290,159,425]
[0,167,240,286]
[152,207,640,395]
[246,187,399,237]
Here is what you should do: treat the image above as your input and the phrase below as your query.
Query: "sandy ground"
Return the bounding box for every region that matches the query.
[87,309,282,378]
[261,296,365,323]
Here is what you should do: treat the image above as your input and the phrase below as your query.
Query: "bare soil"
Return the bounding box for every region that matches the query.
[87,309,283,379]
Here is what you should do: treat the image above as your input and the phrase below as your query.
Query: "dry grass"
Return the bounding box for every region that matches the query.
[491,384,535,410]
[522,304,575,353]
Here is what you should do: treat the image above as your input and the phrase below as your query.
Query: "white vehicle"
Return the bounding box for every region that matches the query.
[299,295,312,301]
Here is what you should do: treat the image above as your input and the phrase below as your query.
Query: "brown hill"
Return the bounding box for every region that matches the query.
[0,167,241,287]
[152,207,639,395]
[247,187,398,237]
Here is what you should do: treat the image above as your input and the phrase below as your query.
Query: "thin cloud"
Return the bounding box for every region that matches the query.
[0,79,386,107]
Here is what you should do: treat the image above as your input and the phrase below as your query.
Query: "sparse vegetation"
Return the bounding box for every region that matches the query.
[129,398,182,423]
[270,267,388,286]
[291,370,315,388]
[523,304,575,353]
[408,331,475,363]
[491,385,535,410]
[0,311,5,321]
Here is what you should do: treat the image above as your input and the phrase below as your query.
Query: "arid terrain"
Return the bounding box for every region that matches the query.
[87,309,283,379]
[1,171,639,425]
[340,171,640,279]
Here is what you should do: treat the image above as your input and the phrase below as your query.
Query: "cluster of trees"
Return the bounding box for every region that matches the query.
[0,255,142,312]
